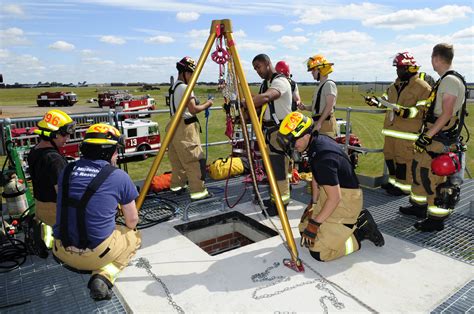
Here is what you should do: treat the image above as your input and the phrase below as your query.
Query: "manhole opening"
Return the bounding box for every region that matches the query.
[174,211,278,256]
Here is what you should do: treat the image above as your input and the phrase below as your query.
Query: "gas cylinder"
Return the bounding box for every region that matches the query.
[2,174,28,216]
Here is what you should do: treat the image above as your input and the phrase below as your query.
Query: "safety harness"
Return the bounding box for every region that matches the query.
[288,78,297,111]
[259,73,286,126]
[59,162,117,249]
[312,79,335,121]
[168,81,199,126]
[425,70,468,144]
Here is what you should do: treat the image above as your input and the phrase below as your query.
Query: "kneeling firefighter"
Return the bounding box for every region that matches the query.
[27,109,76,257]
[277,112,384,261]
[53,123,141,300]
[406,43,468,232]
[167,56,214,200]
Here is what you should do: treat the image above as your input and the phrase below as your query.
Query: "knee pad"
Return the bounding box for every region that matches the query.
[395,163,407,180]
[309,250,323,262]
[269,154,287,181]
[385,159,396,176]
[199,158,207,181]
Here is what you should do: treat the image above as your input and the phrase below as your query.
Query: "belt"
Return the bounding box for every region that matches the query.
[184,116,198,125]
[312,114,332,122]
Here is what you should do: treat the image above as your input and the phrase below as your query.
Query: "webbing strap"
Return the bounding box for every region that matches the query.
[169,81,184,116]
[59,162,76,248]
[313,79,334,116]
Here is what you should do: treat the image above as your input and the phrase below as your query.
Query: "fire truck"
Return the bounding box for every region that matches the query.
[98,91,155,113]
[36,91,78,107]
[119,119,161,158]
[97,90,131,108]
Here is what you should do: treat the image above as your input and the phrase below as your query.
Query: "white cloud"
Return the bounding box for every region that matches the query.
[363,5,473,30]
[0,49,10,59]
[176,11,199,22]
[266,24,284,32]
[137,56,177,64]
[234,29,247,38]
[82,57,115,65]
[3,4,25,16]
[238,41,276,51]
[315,30,373,46]
[296,3,387,25]
[452,26,474,39]
[293,27,304,33]
[395,34,447,43]
[145,35,175,44]
[0,27,29,46]
[80,49,95,56]
[100,35,126,45]
[278,36,308,50]
[48,40,75,51]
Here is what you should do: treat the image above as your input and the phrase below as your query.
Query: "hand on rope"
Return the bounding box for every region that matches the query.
[300,219,321,248]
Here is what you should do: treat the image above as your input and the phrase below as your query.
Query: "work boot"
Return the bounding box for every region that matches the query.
[380,182,393,190]
[399,204,427,219]
[31,220,49,259]
[414,217,444,232]
[355,209,385,247]
[263,202,287,217]
[262,198,272,207]
[386,185,403,196]
[88,275,113,301]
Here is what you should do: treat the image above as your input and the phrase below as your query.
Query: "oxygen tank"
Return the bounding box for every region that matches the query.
[2,174,28,216]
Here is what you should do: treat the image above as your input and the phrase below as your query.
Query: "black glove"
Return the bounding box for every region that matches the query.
[414,133,432,153]
[364,96,380,107]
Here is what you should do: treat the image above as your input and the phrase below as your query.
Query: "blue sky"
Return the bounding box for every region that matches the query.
[1,0,473,84]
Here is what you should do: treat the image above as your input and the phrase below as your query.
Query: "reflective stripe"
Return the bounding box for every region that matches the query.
[42,224,54,249]
[382,93,388,100]
[416,100,427,107]
[410,192,427,204]
[428,206,452,218]
[388,177,396,185]
[101,263,120,283]
[381,129,419,141]
[393,180,411,193]
[270,193,291,205]
[344,237,355,255]
[406,107,418,118]
[190,188,209,200]
[171,185,187,192]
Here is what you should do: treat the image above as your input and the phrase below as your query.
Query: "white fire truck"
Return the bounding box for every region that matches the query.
[119,119,161,158]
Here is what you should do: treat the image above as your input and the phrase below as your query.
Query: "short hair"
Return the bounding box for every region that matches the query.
[432,43,454,64]
[252,54,271,64]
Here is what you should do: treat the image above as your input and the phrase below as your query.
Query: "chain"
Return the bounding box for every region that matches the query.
[133,257,185,314]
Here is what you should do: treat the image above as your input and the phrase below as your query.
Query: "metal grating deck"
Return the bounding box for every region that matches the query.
[1,177,472,312]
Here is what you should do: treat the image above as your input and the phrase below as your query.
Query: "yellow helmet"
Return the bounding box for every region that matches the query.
[83,123,124,146]
[306,54,334,76]
[34,109,75,138]
[277,112,313,156]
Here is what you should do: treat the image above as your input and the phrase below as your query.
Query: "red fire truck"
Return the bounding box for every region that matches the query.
[98,90,131,108]
[119,119,161,158]
[98,91,155,112]
[36,91,78,107]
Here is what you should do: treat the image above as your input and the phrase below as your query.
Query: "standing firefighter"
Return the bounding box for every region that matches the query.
[251,54,292,216]
[53,124,141,300]
[27,109,76,257]
[277,112,384,261]
[275,60,303,111]
[365,52,432,197]
[167,56,214,200]
[408,43,467,232]
[298,54,337,138]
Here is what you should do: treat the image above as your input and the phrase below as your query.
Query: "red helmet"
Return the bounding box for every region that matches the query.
[176,56,196,73]
[275,61,291,77]
[431,152,461,176]
[393,52,420,73]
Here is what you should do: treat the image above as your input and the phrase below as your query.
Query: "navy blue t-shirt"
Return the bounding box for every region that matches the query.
[53,159,138,249]
[308,135,359,189]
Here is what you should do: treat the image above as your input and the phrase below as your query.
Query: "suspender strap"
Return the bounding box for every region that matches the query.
[59,162,76,248]
[261,73,285,125]
[313,80,334,116]
[169,81,184,116]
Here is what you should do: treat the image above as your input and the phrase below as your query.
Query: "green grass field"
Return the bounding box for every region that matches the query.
[1,84,472,181]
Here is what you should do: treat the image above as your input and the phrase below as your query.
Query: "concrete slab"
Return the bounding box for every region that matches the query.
[116,200,474,313]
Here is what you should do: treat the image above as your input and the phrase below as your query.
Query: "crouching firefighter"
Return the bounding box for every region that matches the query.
[278,112,385,261]
[166,56,214,200]
[407,43,468,232]
[53,124,141,300]
[27,109,76,257]
[251,54,292,216]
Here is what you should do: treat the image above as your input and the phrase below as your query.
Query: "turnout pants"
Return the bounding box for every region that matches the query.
[314,115,337,138]
[383,135,415,193]
[265,129,290,204]
[53,225,141,285]
[299,188,361,261]
[166,119,206,194]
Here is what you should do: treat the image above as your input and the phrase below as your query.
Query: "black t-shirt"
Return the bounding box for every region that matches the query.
[27,146,68,202]
[308,135,359,189]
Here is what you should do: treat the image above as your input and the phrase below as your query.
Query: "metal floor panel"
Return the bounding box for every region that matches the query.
[431,280,474,314]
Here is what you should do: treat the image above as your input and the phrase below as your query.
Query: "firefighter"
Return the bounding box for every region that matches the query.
[298,54,337,138]
[53,123,141,300]
[277,112,384,261]
[251,54,292,216]
[167,56,214,200]
[275,60,303,111]
[27,109,76,257]
[408,43,467,232]
[366,52,431,197]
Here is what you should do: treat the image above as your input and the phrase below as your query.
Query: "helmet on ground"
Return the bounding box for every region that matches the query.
[176,56,196,73]
[431,152,461,176]
[83,123,124,147]
[306,54,334,76]
[393,52,420,73]
[277,112,313,157]
[275,61,291,77]
[34,109,75,139]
